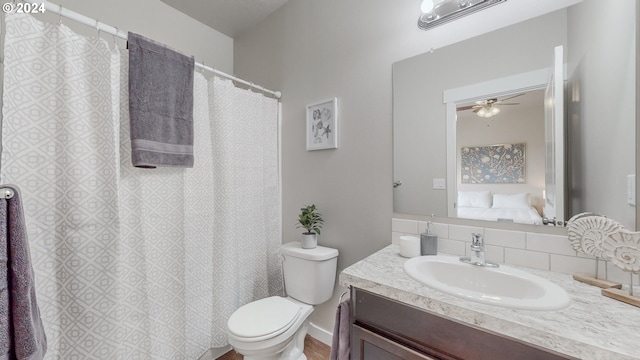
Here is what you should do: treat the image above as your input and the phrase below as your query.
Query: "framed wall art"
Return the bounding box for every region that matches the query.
[306,98,338,151]
[460,143,526,184]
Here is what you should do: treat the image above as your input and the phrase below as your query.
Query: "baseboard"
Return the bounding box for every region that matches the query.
[198,345,232,360]
[308,321,333,346]
[196,324,332,358]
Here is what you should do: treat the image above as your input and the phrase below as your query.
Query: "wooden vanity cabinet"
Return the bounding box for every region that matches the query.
[350,287,577,360]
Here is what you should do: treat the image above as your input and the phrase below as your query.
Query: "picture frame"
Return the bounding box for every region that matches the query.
[306,98,338,151]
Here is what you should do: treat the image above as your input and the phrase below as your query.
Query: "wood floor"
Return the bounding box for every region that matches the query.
[217,335,331,360]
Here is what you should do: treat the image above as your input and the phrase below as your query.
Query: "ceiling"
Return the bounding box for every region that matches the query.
[456,90,545,121]
[160,0,289,38]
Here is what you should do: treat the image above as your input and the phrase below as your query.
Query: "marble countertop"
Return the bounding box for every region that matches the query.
[339,245,640,360]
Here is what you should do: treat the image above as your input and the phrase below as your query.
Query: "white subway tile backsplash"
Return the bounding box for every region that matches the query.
[392,232,404,245]
[596,259,607,279]
[418,221,449,238]
[484,228,526,249]
[606,262,640,286]
[485,245,505,263]
[505,248,550,270]
[390,218,593,275]
[438,238,466,256]
[449,225,484,242]
[527,233,576,256]
[577,252,596,259]
[392,219,418,234]
[550,254,596,275]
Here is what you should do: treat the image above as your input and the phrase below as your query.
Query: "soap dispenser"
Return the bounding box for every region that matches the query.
[420,221,438,255]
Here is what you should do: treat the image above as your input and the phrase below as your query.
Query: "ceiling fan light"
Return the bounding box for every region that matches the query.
[490,106,500,115]
[476,108,488,117]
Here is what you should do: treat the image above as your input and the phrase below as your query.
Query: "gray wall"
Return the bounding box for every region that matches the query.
[234,0,637,335]
[233,0,574,333]
[567,0,636,228]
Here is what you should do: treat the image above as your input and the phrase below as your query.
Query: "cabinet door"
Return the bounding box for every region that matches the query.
[351,325,439,360]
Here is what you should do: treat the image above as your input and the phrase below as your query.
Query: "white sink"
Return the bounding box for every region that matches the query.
[403,255,571,311]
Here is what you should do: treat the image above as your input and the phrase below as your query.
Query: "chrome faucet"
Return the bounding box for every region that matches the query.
[460,233,499,267]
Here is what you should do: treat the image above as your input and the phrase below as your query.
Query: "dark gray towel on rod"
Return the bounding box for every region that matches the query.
[329,299,350,360]
[0,184,47,360]
[128,32,195,168]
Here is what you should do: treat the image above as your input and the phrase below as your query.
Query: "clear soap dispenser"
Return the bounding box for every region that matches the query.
[420,221,438,255]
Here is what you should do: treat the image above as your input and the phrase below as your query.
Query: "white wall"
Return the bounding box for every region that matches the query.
[567,1,636,229]
[234,0,579,337]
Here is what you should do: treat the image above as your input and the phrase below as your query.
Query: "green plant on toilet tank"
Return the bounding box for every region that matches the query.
[297,204,324,249]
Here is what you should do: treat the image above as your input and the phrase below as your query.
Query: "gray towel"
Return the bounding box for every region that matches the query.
[329,300,350,360]
[128,32,195,168]
[0,185,47,360]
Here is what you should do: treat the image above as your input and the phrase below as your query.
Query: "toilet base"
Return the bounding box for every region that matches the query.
[237,319,309,360]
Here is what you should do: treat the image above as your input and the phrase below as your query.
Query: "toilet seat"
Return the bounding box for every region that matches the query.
[227,296,302,342]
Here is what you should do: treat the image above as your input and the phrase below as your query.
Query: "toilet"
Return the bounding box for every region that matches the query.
[226,241,339,360]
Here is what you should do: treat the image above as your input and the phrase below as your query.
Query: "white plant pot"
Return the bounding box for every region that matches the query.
[301,233,318,249]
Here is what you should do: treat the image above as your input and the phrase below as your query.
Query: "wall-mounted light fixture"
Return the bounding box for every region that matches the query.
[418,0,507,30]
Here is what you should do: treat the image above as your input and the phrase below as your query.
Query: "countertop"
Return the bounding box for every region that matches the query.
[339,245,640,360]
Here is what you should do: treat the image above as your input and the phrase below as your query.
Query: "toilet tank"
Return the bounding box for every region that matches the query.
[281,241,339,305]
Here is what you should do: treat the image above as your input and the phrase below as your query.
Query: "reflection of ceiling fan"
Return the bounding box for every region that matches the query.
[457,93,524,118]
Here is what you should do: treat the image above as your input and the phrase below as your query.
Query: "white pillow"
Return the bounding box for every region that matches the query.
[492,193,530,209]
[457,191,491,208]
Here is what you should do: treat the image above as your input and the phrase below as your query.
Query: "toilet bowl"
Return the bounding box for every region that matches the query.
[226,242,339,360]
[227,296,313,360]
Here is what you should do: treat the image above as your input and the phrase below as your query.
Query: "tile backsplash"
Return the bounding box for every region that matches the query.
[392,218,639,286]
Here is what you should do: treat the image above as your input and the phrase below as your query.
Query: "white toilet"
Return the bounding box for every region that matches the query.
[226,241,339,360]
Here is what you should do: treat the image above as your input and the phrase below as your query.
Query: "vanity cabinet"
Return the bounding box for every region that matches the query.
[350,287,577,360]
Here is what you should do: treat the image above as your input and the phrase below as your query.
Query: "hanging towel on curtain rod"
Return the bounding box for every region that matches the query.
[0,185,47,360]
[128,32,195,168]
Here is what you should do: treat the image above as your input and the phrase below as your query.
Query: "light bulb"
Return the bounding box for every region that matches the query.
[421,0,435,13]
[477,108,487,117]
[490,106,500,115]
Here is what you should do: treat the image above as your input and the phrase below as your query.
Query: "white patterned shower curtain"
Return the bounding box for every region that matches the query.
[1,13,282,359]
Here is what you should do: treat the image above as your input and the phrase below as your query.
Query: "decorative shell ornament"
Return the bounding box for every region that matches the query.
[567,212,624,259]
[603,230,640,273]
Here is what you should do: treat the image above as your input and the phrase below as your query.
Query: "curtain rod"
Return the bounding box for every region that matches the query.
[23,0,282,99]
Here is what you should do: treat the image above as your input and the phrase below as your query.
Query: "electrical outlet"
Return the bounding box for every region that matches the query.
[432,178,446,190]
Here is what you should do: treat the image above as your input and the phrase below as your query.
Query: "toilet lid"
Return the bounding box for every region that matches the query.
[227,297,302,340]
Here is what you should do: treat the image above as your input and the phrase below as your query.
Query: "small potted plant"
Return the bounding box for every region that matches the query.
[297,204,324,249]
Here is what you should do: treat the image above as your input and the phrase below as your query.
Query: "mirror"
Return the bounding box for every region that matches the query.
[452,89,548,225]
[393,1,636,229]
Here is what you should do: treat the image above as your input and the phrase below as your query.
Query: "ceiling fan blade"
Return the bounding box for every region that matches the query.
[500,102,520,106]
[499,93,525,102]
[457,105,476,111]
[472,108,481,113]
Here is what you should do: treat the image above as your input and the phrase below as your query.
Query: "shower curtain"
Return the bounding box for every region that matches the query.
[1,13,282,359]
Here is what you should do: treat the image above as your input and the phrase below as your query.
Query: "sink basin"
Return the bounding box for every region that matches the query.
[403,255,571,310]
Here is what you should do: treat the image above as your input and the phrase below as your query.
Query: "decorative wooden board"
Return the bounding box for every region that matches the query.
[602,288,640,308]
[572,274,622,289]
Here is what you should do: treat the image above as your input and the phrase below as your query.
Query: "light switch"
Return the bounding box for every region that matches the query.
[628,174,636,206]
[433,178,446,190]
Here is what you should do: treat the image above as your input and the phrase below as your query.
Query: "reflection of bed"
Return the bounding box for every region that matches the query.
[456,191,543,225]
[457,207,542,225]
